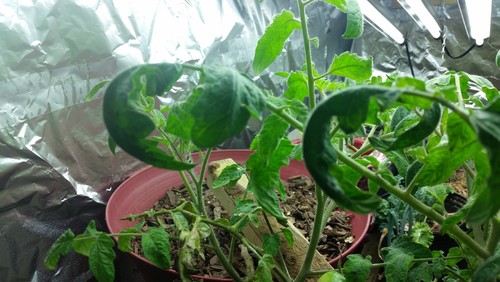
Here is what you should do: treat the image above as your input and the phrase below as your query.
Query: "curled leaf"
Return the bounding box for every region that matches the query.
[103,63,196,170]
[303,86,401,213]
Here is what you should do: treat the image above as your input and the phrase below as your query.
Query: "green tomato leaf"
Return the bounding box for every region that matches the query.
[171,211,190,231]
[85,80,110,101]
[415,113,481,186]
[74,220,100,257]
[281,228,294,248]
[342,0,363,39]
[343,254,371,282]
[266,96,309,123]
[253,10,301,74]
[464,150,491,224]
[324,0,347,12]
[472,247,500,282]
[328,52,372,82]
[254,254,275,281]
[89,233,116,282]
[257,114,290,159]
[395,77,433,109]
[142,227,171,269]
[318,271,346,282]
[468,104,500,223]
[468,74,495,89]
[390,106,411,131]
[103,63,196,170]
[44,229,75,270]
[164,95,197,140]
[303,86,401,213]
[117,221,144,253]
[423,184,452,206]
[263,233,281,256]
[284,71,308,100]
[407,262,433,282]
[211,164,246,189]
[446,247,465,267]
[108,135,117,154]
[381,238,432,282]
[230,199,259,230]
[247,138,294,220]
[369,103,441,151]
[190,65,266,148]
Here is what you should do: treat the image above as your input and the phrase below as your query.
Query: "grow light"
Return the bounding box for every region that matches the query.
[397,0,441,39]
[463,0,492,46]
[358,0,405,44]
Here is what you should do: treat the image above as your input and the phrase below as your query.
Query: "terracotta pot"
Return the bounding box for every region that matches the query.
[106,150,372,281]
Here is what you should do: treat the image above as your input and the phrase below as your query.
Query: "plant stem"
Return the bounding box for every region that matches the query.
[370,256,467,268]
[181,63,203,72]
[297,0,316,110]
[262,212,292,280]
[265,101,304,131]
[320,199,337,231]
[444,266,469,282]
[454,74,465,109]
[196,148,212,212]
[294,185,327,282]
[350,126,377,159]
[335,149,490,259]
[403,89,470,124]
[486,216,500,255]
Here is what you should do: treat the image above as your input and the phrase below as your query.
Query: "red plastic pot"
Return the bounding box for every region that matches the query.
[106,150,372,281]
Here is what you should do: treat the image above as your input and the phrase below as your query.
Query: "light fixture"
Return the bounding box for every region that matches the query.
[358,0,405,44]
[397,0,441,39]
[463,0,492,46]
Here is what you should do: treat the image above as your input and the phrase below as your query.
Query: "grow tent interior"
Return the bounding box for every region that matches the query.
[0,0,499,280]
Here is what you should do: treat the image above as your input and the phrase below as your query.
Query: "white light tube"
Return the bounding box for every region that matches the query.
[358,0,405,44]
[398,0,441,39]
[464,0,492,46]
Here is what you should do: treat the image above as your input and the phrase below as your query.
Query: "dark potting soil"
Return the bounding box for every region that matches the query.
[130,175,353,279]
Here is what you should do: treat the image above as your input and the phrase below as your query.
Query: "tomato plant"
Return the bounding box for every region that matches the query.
[45,1,500,281]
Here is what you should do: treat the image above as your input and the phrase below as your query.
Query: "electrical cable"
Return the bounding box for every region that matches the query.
[441,37,476,59]
[404,39,415,78]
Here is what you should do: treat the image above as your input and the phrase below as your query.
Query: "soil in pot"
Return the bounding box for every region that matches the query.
[130,175,353,280]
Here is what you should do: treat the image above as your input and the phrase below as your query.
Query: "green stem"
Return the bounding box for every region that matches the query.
[266,101,304,131]
[294,185,327,282]
[405,164,423,196]
[463,162,477,179]
[350,126,377,159]
[228,236,236,264]
[196,148,212,212]
[403,89,470,124]
[262,212,292,280]
[335,149,490,259]
[454,74,465,109]
[181,63,203,72]
[329,123,340,139]
[486,216,500,255]
[444,266,468,282]
[297,0,316,110]
[370,256,467,268]
[320,199,337,231]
